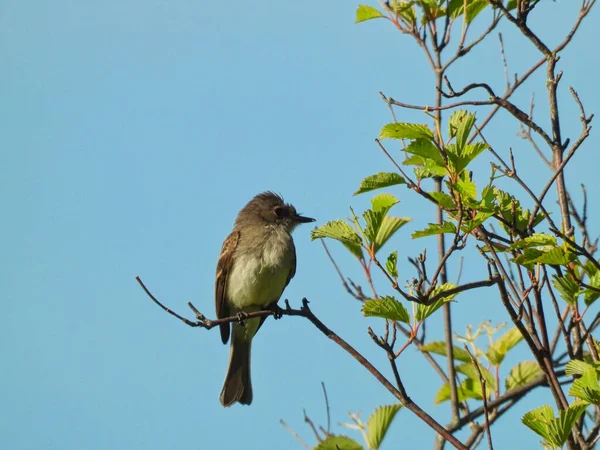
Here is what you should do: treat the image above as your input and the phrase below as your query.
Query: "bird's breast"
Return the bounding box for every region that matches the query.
[226,230,294,310]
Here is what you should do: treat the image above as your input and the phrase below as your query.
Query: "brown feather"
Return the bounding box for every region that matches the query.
[215,230,240,344]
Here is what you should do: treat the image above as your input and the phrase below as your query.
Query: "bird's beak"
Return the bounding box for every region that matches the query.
[292,213,316,223]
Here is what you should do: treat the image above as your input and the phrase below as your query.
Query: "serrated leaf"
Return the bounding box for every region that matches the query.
[404,138,445,166]
[365,404,402,450]
[487,327,523,365]
[452,172,477,199]
[449,0,490,23]
[448,110,476,150]
[456,362,497,390]
[511,233,557,250]
[380,122,434,140]
[506,361,543,391]
[446,142,487,174]
[522,403,587,447]
[435,378,486,404]
[464,0,488,23]
[355,4,384,23]
[569,368,600,404]
[354,172,406,195]
[311,220,363,260]
[315,435,364,450]
[582,260,599,277]
[363,210,385,244]
[552,404,588,445]
[416,283,458,321]
[429,191,456,209]
[461,211,494,233]
[420,341,472,362]
[412,222,456,239]
[494,188,544,233]
[362,296,410,323]
[375,216,410,252]
[522,405,556,444]
[551,274,581,305]
[513,247,576,267]
[371,193,398,212]
[391,1,417,23]
[565,360,599,376]
[386,250,398,279]
[584,271,600,306]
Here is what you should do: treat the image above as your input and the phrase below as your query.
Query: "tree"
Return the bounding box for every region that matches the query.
[139,1,599,449]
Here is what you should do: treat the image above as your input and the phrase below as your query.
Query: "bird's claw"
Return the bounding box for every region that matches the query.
[236,311,249,326]
[270,304,284,320]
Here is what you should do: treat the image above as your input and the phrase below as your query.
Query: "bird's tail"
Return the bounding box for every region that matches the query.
[220,335,252,407]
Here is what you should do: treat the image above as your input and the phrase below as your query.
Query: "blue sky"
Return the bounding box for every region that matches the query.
[2,1,599,449]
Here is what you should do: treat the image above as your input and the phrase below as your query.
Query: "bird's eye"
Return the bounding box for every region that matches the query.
[274,206,287,217]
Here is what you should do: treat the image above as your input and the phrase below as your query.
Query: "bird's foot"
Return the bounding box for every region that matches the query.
[236,311,249,326]
[270,304,284,320]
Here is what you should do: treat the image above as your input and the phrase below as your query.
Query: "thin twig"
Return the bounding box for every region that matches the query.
[280,420,311,450]
[464,346,494,450]
[137,276,468,450]
[321,382,331,435]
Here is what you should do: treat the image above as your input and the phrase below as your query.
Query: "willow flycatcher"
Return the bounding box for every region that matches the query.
[215,191,315,407]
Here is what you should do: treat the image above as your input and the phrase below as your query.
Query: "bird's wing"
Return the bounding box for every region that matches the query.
[284,244,297,289]
[215,230,240,344]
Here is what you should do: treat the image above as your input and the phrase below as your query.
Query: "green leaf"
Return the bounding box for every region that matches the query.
[429,191,456,209]
[311,220,363,260]
[363,194,398,245]
[404,138,445,166]
[371,193,398,212]
[315,435,364,450]
[505,361,543,391]
[552,274,581,305]
[451,172,477,199]
[494,188,545,233]
[390,1,417,23]
[584,271,600,306]
[386,250,398,279]
[569,368,600,404]
[513,246,577,267]
[416,283,458,321]
[354,172,406,195]
[365,404,402,450]
[375,216,410,252]
[448,110,476,150]
[435,378,486,404]
[461,211,494,233]
[522,404,587,448]
[511,233,557,250]
[446,141,487,174]
[487,327,523,365]
[522,405,556,444]
[456,362,497,390]
[355,4,384,23]
[363,210,385,244]
[362,296,410,323]
[411,221,456,239]
[565,360,599,376]
[449,0,489,23]
[420,341,472,363]
[362,194,409,253]
[464,0,488,23]
[380,122,434,140]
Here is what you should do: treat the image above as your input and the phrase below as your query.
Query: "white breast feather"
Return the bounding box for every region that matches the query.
[226,228,293,310]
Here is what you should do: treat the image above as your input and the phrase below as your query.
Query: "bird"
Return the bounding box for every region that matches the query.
[215,191,315,407]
